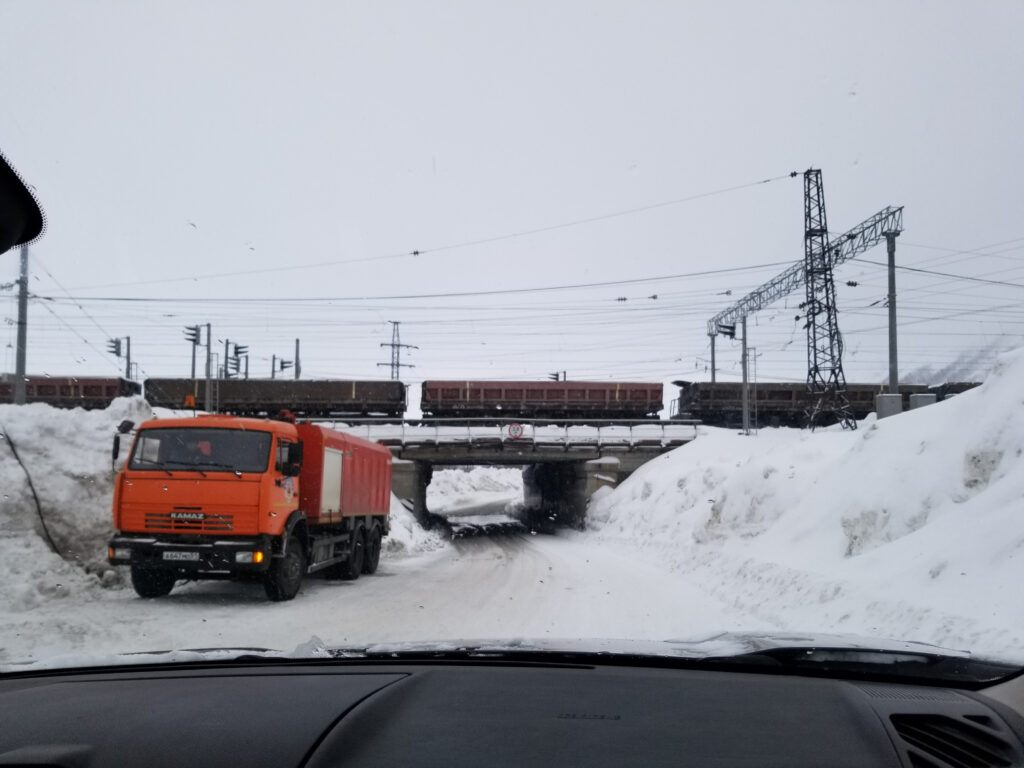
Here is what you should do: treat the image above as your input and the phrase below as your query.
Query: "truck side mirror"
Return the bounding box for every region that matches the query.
[112,434,121,461]
[117,419,135,434]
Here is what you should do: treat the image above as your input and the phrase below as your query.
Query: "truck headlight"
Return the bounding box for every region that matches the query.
[110,547,131,561]
[236,551,264,564]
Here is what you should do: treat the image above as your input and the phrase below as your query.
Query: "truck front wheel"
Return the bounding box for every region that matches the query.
[264,536,306,601]
[130,565,176,598]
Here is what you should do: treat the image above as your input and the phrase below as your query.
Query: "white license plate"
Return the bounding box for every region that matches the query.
[163,551,200,561]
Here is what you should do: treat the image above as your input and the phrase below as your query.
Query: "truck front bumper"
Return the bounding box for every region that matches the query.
[108,534,273,576]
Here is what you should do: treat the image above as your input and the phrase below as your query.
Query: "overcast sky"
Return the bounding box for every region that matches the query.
[2,1,1023,406]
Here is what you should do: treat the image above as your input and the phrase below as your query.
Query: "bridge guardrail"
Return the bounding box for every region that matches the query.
[317,418,699,450]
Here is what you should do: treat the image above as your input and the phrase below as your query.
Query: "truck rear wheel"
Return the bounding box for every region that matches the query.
[130,565,176,598]
[264,536,306,601]
[362,525,382,575]
[339,526,365,580]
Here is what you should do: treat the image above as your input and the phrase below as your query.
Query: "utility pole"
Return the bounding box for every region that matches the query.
[709,333,716,383]
[204,323,212,411]
[885,231,900,394]
[223,338,230,379]
[741,315,749,435]
[13,244,28,404]
[294,338,301,380]
[378,321,417,380]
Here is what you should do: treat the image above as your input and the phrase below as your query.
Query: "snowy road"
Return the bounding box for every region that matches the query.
[2,530,751,665]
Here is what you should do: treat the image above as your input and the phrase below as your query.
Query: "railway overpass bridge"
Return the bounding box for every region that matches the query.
[321,419,699,528]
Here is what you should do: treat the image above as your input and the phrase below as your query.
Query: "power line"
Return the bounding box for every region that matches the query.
[854,259,1024,289]
[68,172,800,291]
[33,301,122,374]
[39,261,793,304]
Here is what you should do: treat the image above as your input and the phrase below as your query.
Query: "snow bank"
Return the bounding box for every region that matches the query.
[385,494,448,554]
[587,347,1024,661]
[0,397,152,573]
[0,397,151,621]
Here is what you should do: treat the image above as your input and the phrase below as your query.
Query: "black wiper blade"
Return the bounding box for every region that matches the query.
[130,458,172,476]
[701,646,1021,686]
[163,461,246,476]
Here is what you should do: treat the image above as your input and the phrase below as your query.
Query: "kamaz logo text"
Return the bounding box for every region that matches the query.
[170,511,206,521]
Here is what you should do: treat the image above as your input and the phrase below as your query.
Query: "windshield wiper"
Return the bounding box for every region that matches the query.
[310,644,1021,687]
[699,646,1020,686]
[194,462,245,477]
[130,458,171,476]
[162,461,207,476]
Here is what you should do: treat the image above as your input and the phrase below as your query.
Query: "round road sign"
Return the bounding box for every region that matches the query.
[508,422,524,439]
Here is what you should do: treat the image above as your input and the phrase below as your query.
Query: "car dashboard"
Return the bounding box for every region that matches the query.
[1,655,1023,768]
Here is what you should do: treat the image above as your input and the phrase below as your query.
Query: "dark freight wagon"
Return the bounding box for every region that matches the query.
[144,378,406,418]
[671,381,980,428]
[420,380,664,419]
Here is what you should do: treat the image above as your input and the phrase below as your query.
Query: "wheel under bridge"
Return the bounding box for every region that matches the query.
[322,419,699,529]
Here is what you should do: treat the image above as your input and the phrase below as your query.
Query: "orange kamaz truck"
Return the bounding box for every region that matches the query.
[108,414,391,601]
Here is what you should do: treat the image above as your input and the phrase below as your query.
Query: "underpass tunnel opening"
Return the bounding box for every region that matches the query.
[426,464,527,536]
[522,462,585,531]
[391,456,626,535]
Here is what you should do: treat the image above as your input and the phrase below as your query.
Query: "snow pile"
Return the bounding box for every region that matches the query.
[384,494,447,554]
[0,397,153,574]
[588,347,1024,661]
[0,397,151,624]
[426,466,523,514]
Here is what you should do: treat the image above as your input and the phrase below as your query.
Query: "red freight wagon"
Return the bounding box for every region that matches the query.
[420,380,663,419]
[0,375,140,409]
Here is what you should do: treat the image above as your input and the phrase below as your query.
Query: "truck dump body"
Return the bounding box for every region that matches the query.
[295,423,392,527]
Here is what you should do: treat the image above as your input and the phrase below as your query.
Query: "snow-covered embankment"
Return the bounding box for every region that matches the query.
[587,348,1024,660]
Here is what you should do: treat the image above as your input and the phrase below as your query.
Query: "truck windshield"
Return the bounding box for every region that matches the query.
[128,428,273,474]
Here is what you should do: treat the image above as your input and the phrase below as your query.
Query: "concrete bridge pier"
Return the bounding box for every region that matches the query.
[391,459,433,527]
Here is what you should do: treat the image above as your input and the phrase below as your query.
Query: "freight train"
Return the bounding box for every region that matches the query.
[141,378,665,422]
[0,375,141,409]
[671,380,980,428]
[143,378,407,418]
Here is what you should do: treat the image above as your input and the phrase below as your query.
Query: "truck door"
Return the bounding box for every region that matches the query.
[271,439,299,514]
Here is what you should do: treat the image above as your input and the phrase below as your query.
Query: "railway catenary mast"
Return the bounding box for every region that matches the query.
[801,169,854,429]
[705,170,903,428]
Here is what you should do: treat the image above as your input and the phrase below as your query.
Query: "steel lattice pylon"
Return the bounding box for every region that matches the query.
[801,169,855,429]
